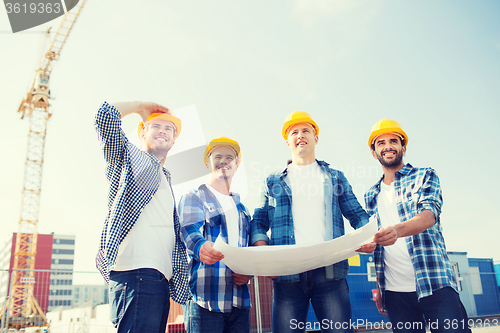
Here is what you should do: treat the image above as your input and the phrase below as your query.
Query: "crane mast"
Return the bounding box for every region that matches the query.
[7,1,87,329]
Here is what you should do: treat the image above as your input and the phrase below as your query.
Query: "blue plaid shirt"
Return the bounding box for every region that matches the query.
[179,184,252,313]
[364,163,457,303]
[94,101,189,304]
[250,160,369,283]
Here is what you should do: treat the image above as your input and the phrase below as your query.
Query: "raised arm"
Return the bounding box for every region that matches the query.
[111,101,171,121]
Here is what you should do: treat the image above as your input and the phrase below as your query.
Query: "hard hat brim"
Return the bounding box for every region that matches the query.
[282,119,319,141]
[137,112,182,139]
[368,128,408,149]
[204,137,242,165]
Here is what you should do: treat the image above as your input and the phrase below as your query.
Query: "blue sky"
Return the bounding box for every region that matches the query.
[1,0,499,273]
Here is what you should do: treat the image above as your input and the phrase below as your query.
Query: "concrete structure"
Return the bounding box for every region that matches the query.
[72,284,108,308]
[48,234,76,311]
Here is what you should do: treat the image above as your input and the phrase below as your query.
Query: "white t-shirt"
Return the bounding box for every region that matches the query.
[378,181,416,292]
[113,170,175,280]
[206,185,239,247]
[288,162,326,245]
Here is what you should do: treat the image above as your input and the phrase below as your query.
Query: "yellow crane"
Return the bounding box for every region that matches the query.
[5,0,87,330]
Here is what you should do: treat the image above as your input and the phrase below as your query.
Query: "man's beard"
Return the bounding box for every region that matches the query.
[376,149,404,168]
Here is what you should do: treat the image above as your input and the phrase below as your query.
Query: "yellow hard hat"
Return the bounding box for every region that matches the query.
[137,111,182,139]
[282,111,319,141]
[368,118,408,150]
[203,136,241,165]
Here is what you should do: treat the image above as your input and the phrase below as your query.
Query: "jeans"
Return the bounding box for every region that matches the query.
[385,287,471,333]
[183,300,250,333]
[109,268,170,333]
[273,267,353,333]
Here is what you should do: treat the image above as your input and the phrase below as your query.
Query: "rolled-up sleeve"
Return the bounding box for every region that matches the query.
[94,101,127,165]
[179,192,207,260]
[337,171,370,229]
[417,168,442,220]
[250,177,272,245]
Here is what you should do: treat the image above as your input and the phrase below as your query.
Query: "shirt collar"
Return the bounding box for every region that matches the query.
[199,183,241,205]
[375,162,413,188]
[280,159,328,178]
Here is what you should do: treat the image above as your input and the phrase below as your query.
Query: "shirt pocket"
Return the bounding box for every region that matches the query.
[204,203,222,227]
[402,189,419,215]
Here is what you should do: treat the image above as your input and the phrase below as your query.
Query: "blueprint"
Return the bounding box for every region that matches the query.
[213,218,378,276]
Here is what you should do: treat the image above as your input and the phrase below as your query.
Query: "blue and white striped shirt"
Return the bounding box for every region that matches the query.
[179,184,252,313]
[364,163,457,302]
[94,101,189,304]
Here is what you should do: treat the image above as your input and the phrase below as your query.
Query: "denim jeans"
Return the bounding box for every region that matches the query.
[109,268,170,333]
[183,300,250,333]
[385,287,471,333]
[273,267,353,333]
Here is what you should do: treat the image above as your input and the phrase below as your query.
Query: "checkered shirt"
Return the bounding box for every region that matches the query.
[250,160,369,283]
[364,163,457,303]
[179,184,252,313]
[94,101,189,304]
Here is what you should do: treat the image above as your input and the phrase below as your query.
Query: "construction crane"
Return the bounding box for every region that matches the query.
[4,1,87,330]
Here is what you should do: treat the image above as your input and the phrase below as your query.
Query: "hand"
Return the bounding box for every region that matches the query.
[373,226,398,246]
[137,101,171,122]
[112,101,171,120]
[199,241,224,265]
[356,242,377,253]
[232,273,251,286]
[375,287,387,315]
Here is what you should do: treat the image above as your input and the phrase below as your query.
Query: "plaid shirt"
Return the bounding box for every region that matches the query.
[179,185,251,313]
[94,101,189,304]
[364,163,457,303]
[250,160,369,283]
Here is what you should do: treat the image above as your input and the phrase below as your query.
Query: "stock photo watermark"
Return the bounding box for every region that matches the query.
[3,0,79,33]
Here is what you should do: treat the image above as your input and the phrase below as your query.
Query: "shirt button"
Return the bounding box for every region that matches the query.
[291,236,293,239]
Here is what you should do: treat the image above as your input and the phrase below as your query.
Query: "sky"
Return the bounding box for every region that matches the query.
[1,0,499,275]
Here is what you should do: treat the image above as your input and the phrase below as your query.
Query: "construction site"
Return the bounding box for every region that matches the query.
[1,1,500,333]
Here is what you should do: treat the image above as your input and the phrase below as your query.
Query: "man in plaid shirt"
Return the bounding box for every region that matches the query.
[95,101,189,333]
[251,111,374,333]
[179,137,252,333]
[365,118,470,333]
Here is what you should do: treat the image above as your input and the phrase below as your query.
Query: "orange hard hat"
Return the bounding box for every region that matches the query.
[203,136,241,165]
[282,111,319,141]
[137,111,182,139]
[368,118,408,150]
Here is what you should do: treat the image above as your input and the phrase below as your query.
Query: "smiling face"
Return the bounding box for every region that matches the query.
[206,145,238,180]
[372,133,406,169]
[141,118,176,157]
[286,122,318,160]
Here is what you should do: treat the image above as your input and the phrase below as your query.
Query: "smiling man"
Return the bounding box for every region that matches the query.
[179,137,252,333]
[251,111,372,333]
[94,101,189,333]
[365,119,470,333]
